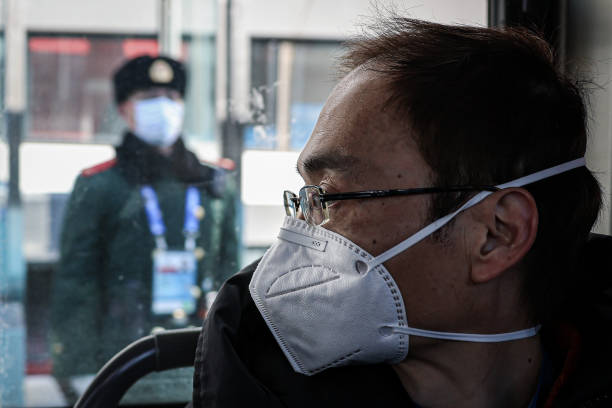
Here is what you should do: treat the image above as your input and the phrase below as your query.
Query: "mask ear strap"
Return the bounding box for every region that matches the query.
[497,157,585,189]
[365,157,586,271]
[365,190,492,270]
[385,324,542,342]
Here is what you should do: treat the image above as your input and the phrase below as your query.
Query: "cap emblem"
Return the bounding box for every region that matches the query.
[149,59,174,83]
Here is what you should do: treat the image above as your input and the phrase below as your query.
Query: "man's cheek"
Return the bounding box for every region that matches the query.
[337,205,387,253]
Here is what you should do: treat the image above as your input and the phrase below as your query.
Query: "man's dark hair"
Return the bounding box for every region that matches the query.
[342,17,602,325]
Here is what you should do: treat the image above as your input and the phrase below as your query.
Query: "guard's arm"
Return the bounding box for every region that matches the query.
[50,175,106,376]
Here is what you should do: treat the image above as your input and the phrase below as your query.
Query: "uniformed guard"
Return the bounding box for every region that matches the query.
[50,55,239,401]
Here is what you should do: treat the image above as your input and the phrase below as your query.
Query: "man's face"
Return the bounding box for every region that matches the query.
[118,87,183,130]
[297,68,475,337]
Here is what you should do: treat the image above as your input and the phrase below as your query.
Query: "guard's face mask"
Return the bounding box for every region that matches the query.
[249,158,585,376]
[133,96,184,147]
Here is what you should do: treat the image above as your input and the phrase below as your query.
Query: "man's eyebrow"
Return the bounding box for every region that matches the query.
[296,152,361,176]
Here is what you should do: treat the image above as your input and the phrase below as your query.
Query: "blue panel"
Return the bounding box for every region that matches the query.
[243,124,277,149]
[290,103,323,150]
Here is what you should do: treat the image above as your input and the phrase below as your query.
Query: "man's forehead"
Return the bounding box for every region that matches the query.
[297,150,362,177]
[297,66,422,185]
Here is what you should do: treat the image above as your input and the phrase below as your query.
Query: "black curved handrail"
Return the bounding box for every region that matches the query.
[74,327,201,408]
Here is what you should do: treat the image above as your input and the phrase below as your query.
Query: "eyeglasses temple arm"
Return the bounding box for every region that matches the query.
[320,186,499,203]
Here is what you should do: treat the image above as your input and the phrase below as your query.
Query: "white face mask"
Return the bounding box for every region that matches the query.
[133,96,184,147]
[249,158,585,376]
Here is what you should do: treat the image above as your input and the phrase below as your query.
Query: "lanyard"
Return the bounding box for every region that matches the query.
[140,185,201,250]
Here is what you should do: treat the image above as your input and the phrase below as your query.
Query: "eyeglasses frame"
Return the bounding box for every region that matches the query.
[283,184,501,226]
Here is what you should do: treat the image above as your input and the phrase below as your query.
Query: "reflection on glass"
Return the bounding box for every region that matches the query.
[14,2,224,406]
[247,40,341,151]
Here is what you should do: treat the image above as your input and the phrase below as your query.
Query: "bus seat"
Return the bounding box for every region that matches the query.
[74,327,200,408]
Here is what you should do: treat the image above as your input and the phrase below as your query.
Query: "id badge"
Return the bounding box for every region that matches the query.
[152,250,197,315]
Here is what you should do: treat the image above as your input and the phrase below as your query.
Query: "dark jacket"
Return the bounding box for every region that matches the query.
[193,234,612,407]
[51,133,239,378]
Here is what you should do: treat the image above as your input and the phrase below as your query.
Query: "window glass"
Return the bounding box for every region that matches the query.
[0,1,493,407]
[246,39,340,151]
[7,1,223,406]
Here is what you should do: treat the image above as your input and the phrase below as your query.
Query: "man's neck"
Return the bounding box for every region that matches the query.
[393,335,542,408]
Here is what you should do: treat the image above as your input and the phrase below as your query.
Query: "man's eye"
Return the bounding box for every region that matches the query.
[318,183,333,194]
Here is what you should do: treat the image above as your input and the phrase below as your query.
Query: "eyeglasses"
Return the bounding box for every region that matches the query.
[283,185,500,226]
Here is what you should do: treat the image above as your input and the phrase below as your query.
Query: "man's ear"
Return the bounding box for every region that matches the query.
[470,188,538,284]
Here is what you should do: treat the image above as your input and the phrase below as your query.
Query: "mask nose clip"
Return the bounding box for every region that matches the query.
[355,260,368,274]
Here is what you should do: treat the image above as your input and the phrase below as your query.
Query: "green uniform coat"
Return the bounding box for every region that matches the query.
[51,133,239,377]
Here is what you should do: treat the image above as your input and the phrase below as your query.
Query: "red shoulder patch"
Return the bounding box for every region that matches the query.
[81,158,117,177]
